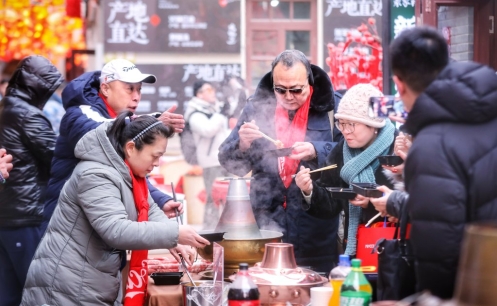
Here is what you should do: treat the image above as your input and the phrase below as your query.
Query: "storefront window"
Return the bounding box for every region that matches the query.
[252,1,270,19]
[251,60,273,86]
[294,2,310,19]
[437,6,474,62]
[252,31,279,55]
[285,31,310,55]
[273,2,290,19]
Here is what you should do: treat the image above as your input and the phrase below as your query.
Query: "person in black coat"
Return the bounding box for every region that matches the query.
[385,26,497,299]
[218,50,343,273]
[0,55,62,306]
[295,83,397,256]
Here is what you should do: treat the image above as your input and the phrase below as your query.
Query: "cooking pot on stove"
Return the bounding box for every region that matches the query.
[231,243,327,305]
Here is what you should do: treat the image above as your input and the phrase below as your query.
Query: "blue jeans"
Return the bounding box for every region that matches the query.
[0,226,42,306]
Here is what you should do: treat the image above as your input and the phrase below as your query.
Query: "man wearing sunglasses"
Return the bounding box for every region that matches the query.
[219,49,343,273]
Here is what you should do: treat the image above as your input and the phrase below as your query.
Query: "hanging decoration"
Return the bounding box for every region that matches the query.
[0,0,85,62]
[326,17,383,92]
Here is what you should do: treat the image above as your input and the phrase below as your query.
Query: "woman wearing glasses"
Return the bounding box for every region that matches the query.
[295,83,398,257]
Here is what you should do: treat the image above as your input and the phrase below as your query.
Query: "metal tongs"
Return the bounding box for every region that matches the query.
[180,255,196,287]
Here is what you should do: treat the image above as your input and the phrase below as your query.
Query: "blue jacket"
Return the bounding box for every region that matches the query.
[43,71,171,226]
[218,65,342,273]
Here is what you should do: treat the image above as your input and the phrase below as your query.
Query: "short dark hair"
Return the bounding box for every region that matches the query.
[390,26,449,93]
[193,80,211,97]
[107,111,174,159]
[271,50,313,85]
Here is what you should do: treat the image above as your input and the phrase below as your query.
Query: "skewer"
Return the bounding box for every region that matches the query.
[365,212,382,227]
[291,164,337,178]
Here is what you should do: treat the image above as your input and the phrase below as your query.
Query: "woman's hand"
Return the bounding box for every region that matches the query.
[169,244,197,266]
[350,194,370,209]
[369,185,393,216]
[162,200,184,218]
[295,166,312,195]
[178,225,210,248]
[394,132,412,160]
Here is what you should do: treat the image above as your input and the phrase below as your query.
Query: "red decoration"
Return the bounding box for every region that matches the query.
[326,18,383,91]
[66,0,81,18]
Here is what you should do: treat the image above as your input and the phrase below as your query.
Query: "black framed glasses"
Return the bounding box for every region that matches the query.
[273,84,307,95]
[335,121,357,133]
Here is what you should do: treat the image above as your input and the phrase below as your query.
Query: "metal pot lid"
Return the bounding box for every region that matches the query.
[247,264,327,286]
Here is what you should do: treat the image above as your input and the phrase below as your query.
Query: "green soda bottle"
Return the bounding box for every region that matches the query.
[339,259,372,306]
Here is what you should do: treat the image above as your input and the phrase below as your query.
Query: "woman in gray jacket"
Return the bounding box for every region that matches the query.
[21,112,209,306]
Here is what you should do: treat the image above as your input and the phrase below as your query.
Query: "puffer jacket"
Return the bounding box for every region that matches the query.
[21,123,179,306]
[218,64,343,273]
[403,61,497,299]
[0,56,61,227]
[42,71,171,229]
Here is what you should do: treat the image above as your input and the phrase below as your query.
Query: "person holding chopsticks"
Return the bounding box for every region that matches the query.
[21,112,209,306]
[295,83,398,257]
[218,49,343,274]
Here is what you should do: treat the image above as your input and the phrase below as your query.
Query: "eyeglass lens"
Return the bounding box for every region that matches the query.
[335,121,355,132]
[273,87,304,95]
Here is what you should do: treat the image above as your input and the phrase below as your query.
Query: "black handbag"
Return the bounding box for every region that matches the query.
[374,203,416,301]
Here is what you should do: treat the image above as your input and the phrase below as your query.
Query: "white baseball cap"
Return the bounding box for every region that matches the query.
[99,59,156,84]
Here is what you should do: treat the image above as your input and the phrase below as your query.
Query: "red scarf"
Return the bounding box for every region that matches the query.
[275,86,313,193]
[99,92,117,119]
[123,160,149,306]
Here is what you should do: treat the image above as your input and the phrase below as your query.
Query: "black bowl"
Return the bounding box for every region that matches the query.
[266,147,293,157]
[197,230,226,243]
[377,155,403,166]
[150,272,183,285]
[326,187,357,200]
[351,182,383,198]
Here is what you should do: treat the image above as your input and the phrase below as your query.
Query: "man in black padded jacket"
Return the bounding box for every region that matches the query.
[390,26,497,299]
[0,55,62,306]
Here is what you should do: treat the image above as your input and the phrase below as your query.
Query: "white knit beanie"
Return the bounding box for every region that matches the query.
[335,83,385,128]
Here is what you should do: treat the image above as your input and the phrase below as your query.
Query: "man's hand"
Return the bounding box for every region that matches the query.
[289,142,316,161]
[238,120,262,152]
[169,244,197,266]
[370,185,393,216]
[0,149,13,180]
[350,194,370,209]
[178,225,210,248]
[295,166,312,195]
[162,200,184,219]
[158,105,185,133]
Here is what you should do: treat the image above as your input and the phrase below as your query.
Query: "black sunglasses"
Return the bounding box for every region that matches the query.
[273,84,306,95]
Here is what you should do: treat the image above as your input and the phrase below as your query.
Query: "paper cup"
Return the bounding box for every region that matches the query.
[311,286,334,306]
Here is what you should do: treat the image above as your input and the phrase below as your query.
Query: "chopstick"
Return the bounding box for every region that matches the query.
[243,121,279,145]
[291,164,337,178]
[365,212,382,227]
[170,182,183,225]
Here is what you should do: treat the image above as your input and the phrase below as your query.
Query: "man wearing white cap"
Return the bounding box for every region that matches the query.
[42,59,185,235]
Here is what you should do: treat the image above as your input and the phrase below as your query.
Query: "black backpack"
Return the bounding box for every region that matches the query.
[180,110,213,165]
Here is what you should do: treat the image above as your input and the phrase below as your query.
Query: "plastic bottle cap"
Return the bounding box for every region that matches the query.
[239,263,249,270]
[351,259,362,267]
